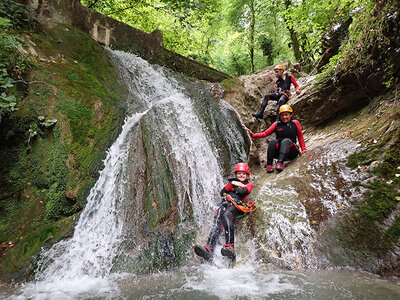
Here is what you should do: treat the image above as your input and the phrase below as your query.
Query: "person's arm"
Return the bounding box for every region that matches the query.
[248,122,277,138]
[290,75,300,95]
[220,182,234,196]
[232,181,253,195]
[292,120,306,151]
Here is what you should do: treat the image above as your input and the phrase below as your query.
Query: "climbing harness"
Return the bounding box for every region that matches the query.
[224,194,258,214]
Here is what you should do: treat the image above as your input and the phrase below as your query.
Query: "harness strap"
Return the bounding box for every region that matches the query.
[224,194,258,213]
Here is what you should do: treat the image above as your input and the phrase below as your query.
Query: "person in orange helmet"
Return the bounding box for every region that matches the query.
[252,64,300,120]
[194,162,254,261]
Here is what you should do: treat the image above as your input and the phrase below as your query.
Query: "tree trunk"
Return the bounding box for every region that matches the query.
[249,0,255,73]
[284,0,301,62]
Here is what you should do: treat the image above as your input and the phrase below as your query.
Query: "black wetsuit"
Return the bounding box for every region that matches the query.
[251,119,307,165]
[254,73,299,118]
[206,179,253,250]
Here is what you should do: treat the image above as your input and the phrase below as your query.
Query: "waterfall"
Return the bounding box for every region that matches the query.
[33,50,248,286]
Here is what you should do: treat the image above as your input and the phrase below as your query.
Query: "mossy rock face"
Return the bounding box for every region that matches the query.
[315,90,400,276]
[0,23,127,280]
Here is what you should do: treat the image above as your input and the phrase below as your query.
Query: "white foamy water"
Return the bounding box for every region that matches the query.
[18,51,231,296]
[256,138,363,269]
[112,50,224,222]
[35,112,145,282]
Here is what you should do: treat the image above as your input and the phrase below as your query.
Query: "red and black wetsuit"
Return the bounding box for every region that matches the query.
[206,179,253,251]
[251,119,306,165]
[276,72,299,97]
[253,72,299,119]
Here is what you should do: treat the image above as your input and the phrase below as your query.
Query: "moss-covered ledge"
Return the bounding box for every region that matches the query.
[0,23,127,281]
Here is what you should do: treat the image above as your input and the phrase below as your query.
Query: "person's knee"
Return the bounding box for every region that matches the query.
[278,99,285,106]
[269,139,279,147]
[281,138,292,146]
[223,211,233,223]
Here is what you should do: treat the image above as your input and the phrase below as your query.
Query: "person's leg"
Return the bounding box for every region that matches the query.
[195,202,227,260]
[206,204,226,251]
[286,144,300,160]
[221,205,240,259]
[266,139,279,172]
[275,94,289,120]
[275,138,292,172]
[253,93,279,118]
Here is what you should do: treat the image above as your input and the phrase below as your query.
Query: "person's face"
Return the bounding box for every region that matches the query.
[274,69,283,77]
[235,171,248,182]
[279,111,292,123]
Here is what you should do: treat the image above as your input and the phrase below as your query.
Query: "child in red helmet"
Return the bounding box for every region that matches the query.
[194,162,254,261]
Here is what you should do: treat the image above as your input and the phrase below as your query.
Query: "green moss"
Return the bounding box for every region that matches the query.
[0,216,75,279]
[76,178,96,207]
[221,77,243,93]
[341,108,400,254]
[0,22,127,279]
[56,99,94,143]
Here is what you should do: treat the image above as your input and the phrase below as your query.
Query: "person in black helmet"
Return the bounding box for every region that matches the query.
[252,64,300,120]
[194,163,254,261]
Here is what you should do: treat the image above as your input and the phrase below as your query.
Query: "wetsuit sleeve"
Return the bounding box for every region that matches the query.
[232,181,253,200]
[293,120,306,151]
[251,122,277,138]
[245,181,253,194]
[290,75,299,92]
[241,182,254,203]
[220,182,234,196]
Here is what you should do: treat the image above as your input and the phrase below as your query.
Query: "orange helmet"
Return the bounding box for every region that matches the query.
[279,104,293,114]
[274,64,285,71]
[234,162,250,175]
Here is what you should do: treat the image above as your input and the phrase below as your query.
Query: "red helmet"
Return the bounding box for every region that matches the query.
[234,162,250,175]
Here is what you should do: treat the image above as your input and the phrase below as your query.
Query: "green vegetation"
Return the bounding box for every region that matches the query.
[320,0,399,88]
[0,0,30,123]
[0,22,126,278]
[82,0,391,76]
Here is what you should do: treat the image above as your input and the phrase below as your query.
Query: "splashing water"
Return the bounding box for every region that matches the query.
[27,50,247,296]
[111,49,226,222]
[4,52,400,300]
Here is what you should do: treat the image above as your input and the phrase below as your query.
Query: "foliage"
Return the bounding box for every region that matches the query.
[82,0,294,75]
[0,0,30,123]
[82,0,221,65]
[81,0,399,75]
[283,0,366,69]
[258,35,274,65]
[321,0,399,85]
[0,0,29,29]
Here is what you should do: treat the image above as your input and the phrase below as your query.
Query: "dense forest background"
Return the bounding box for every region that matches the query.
[81,0,373,75]
[1,0,399,123]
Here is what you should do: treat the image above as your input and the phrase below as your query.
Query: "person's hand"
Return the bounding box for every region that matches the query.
[231,180,246,187]
[245,127,254,136]
[301,149,310,155]
[296,90,301,95]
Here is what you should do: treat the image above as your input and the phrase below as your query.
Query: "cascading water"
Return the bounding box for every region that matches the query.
[23,49,248,296]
